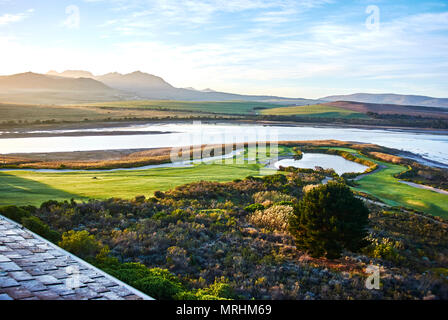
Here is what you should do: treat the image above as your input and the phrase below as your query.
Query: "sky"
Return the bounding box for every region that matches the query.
[0,0,447,99]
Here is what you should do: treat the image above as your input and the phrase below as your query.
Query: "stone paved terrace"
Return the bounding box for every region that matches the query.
[0,215,153,300]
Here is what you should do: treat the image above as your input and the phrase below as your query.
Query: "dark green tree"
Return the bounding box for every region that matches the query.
[289,182,369,259]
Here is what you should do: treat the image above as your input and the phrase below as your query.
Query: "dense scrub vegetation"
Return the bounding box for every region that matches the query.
[2,168,447,300]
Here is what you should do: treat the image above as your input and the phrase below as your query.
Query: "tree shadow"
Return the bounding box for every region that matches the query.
[0,172,87,206]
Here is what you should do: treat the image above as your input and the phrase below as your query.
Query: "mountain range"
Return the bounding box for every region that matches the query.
[0,70,447,108]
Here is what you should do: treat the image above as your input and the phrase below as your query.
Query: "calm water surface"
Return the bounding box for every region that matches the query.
[0,123,447,166]
[275,153,368,175]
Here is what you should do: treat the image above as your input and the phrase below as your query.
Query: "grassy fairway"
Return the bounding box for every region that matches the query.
[0,163,270,206]
[1,145,447,218]
[331,150,448,218]
[304,147,448,217]
[353,162,448,218]
[261,104,368,119]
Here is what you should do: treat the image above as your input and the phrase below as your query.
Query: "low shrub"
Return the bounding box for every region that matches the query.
[249,205,294,232]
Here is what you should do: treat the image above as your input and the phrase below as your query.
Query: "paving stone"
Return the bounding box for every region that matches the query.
[0,215,150,301]
[0,276,20,288]
[46,250,65,257]
[35,275,62,285]
[46,284,76,296]
[24,267,46,276]
[0,261,22,272]
[86,282,110,294]
[20,296,40,300]
[15,249,33,256]
[109,285,133,297]
[92,277,118,288]
[74,287,101,300]
[0,255,11,263]
[43,264,59,271]
[100,291,125,300]
[52,259,69,268]
[20,280,47,292]
[48,269,71,280]
[78,274,96,284]
[0,293,13,300]
[2,286,35,299]
[3,253,22,259]
[9,236,25,242]
[11,258,35,268]
[124,294,143,300]
[9,271,33,281]
[62,294,88,300]
[33,290,63,300]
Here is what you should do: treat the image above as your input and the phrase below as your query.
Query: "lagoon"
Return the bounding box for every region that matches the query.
[1,123,447,167]
[275,153,369,175]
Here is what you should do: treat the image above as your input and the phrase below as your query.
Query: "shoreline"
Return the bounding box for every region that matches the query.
[0,130,173,139]
[1,119,448,139]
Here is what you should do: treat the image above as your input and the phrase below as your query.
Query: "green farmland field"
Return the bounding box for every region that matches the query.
[81,100,283,115]
[261,104,368,119]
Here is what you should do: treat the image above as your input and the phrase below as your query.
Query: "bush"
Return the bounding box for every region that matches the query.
[289,182,369,259]
[249,205,294,232]
[134,268,184,300]
[58,230,103,259]
[244,203,265,213]
[253,191,295,205]
[21,216,61,243]
[0,206,30,221]
[96,260,184,300]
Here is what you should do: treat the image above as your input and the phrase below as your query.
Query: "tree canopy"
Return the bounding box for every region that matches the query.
[289,182,369,259]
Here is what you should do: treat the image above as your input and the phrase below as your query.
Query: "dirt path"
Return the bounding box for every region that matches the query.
[399,180,448,195]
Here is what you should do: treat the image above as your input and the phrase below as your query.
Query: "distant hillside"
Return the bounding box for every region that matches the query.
[263,101,448,120]
[42,70,319,104]
[323,101,448,118]
[0,72,129,104]
[94,71,317,104]
[321,93,448,108]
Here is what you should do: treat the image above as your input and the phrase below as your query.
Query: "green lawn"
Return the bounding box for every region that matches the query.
[328,149,448,218]
[353,162,448,218]
[261,104,368,119]
[1,146,447,218]
[0,163,271,206]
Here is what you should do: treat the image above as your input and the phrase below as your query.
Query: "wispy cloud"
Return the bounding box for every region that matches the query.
[1,1,447,98]
[0,9,34,26]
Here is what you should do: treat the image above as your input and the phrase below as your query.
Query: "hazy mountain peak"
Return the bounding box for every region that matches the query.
[46,70,95,79]
[96,71,174,91]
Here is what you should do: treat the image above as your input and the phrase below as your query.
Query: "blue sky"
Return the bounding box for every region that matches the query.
[0,0,447,98]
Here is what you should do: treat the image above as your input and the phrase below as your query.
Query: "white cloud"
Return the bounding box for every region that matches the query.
[1,3,447,98]
[0,9,34,26]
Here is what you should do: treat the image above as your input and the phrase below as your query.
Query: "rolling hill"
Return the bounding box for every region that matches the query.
[0,72,129,104]
[321,93,448,108]
[262,101,448,119]
[47,70,319,104]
